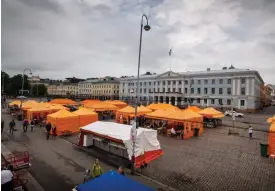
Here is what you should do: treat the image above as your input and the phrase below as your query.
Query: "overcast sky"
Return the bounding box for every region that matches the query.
[2,0,275,83]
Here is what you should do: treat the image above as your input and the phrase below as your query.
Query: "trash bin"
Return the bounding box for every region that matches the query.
[260,143,269,157]
[194,128,200,137]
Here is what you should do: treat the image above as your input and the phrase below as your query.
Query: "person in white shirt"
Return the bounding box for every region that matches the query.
[248,125,253,139]
[1,166,13,191]
[171,127,176,136]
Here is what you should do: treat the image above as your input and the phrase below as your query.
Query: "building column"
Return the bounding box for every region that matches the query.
[246,77,250,96]
[232,78,236,95]
[251,78,255,96]
[175,98,178,106]
[237,78,240,95]
[169,97,171,104]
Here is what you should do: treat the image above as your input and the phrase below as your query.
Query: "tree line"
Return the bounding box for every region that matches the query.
[1,71,47,97]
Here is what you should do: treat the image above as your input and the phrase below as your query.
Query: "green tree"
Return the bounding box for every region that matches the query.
[1,71,10,94]
[9,74,30,96]
[31,84,47,96]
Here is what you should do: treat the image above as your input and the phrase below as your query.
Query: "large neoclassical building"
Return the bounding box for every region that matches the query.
[119,67,264,112]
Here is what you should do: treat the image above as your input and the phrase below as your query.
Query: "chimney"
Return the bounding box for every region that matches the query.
[207,68,211,71]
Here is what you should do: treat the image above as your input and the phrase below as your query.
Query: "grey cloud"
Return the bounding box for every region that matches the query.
[1,0,275,84]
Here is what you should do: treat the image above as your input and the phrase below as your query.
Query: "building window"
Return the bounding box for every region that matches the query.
[149,82,151,85]
[168,81,171,85]
[158,81,160,85]
[197,98,200,103]
[227,88,231,95]
[184,98,187,103]
[198,80,201,84]
[178,80,182,85]
[240,100,245,106]
[162,88,165,92]
[173,88,175,93]
[168,88,170,92]
[191,88,194,94]
[163,81,165,85]
[211,99,215,104]
[123,83,125,86]
[241,78,246,84]
[227,99,231,105]
[204,79,208,84]
[204,88,208,94]
[204,99,207,104]
[211,88,215,94]
[140,89,142,93]
[219,79,223,84]
[227,79,231,84]
[212,79,215,84]
[184,80,188,85]
[157,88,160,92]
[219,99,223,105]
[122,89,124,93]
[185,88,188,94]
[191,79,194,84]
[173,81,176,85]
[178,88,181,93]
[140,82,142,86]
[190,98,194,103]
[144,82,147,86]
[219,88,223,94]
[197,88,201,94]
[241,87,246,95]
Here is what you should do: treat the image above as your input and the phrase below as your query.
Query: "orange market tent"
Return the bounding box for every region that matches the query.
[49,98,78,105]
[267,116,275,123]
[166,110,204,139]
[145,108,179,120]
[73,108,98,127]
[81,99,101,105]
[185,106,202,112]
[268,123,275,156]
[198,107,224,118]
[116,106,152,124]
[104,100,128,109]
[22,100,38,111]
[27,106,53,122]
[47,109,79,136]
[85,102,118,111]
[146,103,176,111]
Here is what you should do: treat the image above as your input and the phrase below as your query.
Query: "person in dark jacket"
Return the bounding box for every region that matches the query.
[9,120,16,135]
[23,118,28,132]
[1,120,4,133]
[30,120,35,132]
[45,122,52,140]
[117,166,125,176]
[52,126,57,140]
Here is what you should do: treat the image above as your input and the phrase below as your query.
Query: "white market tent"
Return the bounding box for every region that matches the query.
[80,121,162,163]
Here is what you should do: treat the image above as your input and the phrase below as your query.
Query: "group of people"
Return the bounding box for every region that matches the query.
[83,159,125,183]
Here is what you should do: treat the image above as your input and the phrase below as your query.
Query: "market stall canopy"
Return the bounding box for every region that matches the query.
[146,103,176,111]
[81,99,101,105]
[73,108,97,116]
[198,107,224,118]
[185,106,202,112]
[22,101,39,110]
[267,116,275,123]
[166,110,203,122]
[268,123,275,156]
[48,109,78,119]
[145,107,179,120]
[85,102,118,111]
[50,104,69,112]
[8,100,21,106]
[104,100,128,109]
[49,98,78,105]
[76,170,154,191]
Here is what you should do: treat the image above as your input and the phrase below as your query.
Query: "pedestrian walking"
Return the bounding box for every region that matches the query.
[91,159,103,179]
[117,166,125,176]
[23,118,28,132]
[249,125,253,139]
[1,119,4,133]
[52,125,57,140]
[83,169,91,183]
[45,122,52,140]
[30,119,35,132]
[1,165,14,191]
[9,120,16,135]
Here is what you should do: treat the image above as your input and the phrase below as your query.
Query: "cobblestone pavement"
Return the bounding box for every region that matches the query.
[140,127,275,191]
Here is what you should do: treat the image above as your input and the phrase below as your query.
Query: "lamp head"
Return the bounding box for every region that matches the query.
[144,25,151,31]
[29,72,33,75]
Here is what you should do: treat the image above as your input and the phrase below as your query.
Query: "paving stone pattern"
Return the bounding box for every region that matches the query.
[141,127,275,191]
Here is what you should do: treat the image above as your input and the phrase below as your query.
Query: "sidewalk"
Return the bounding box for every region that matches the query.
[1,144,45,191]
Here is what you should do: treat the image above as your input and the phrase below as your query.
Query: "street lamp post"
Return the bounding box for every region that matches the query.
[20,68,32,117]
[131,14,151,175]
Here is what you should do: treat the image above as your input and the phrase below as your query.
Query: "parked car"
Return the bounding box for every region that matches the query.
[224,110,244,117]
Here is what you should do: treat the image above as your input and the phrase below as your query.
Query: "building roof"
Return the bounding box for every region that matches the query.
[92,79,120,84]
